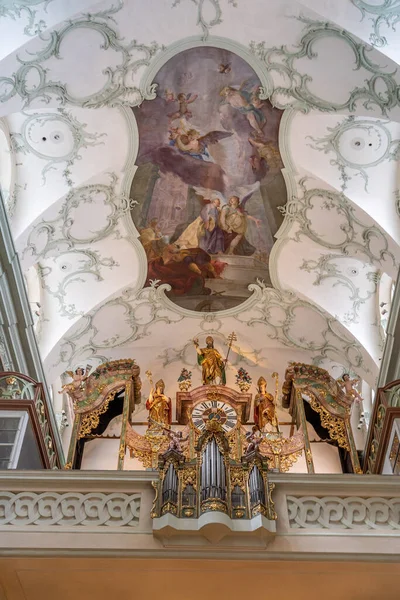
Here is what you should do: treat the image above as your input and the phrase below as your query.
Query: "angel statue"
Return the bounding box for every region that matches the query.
[193,335,226,385]
[59,366,91,406]
[163,428,189,454]
[220,188,261,255]
[245,426,263,455]
[338,374,363,404]
[254,376,278,432]
[173,127,232,162]
[146,373,172,430]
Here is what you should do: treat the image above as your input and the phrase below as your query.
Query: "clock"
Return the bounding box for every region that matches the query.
[191,399,239,433]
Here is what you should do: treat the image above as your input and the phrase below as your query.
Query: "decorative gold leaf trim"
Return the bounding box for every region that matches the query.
[309,397,349,450]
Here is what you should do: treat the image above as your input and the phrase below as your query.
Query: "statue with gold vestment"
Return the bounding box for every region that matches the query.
[254,376,277,431]
[193,336,226,385]
[146,376,172,430]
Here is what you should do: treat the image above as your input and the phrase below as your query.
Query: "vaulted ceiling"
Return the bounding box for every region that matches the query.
[1,0,400,393]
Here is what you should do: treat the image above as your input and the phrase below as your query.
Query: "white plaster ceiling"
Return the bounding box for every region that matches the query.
[1,0,400,395]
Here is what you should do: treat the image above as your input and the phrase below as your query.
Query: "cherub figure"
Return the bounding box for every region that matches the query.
[164,88,176,103]
[163,428,189,454]
[59,366,90,406]
[245,426,263,455]
[339,374,363,404]
[168,92,198,122]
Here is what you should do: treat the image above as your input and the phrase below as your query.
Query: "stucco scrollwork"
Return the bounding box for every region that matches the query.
[23,175,135,263]
[51,282,183,372]
[172,0,238,40]
[0,0,53,37]
[10,109,105,186]
[250,17,399,115]
[287,495,400,530]
[0,491,141,527]
[0,2,162,109]
[351,0,400,48]
[307,117,400,192]
[279,179,398,273]
[234,283,373,377]
[38,249,119,319]
[300,254,379,326]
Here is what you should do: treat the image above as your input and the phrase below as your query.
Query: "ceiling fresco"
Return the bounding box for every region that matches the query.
[0,0,400,404]
[131,46,285,311]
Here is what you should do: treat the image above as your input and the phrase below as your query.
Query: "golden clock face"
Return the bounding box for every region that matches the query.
[191,399,238,433]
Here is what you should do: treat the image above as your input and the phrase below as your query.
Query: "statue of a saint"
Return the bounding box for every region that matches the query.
[254,376,277,431]
[193,336,226,385]
[146,379,172,429]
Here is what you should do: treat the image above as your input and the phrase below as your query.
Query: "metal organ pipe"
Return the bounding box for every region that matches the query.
[216,440,220,492]
[201,438,227,502]
[211,439,216,496]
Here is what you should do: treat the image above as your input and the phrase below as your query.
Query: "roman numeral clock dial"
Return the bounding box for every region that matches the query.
[190,400,239,433]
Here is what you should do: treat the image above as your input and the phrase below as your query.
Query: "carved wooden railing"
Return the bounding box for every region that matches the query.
[0,371,63,469]
[363,379,400,474]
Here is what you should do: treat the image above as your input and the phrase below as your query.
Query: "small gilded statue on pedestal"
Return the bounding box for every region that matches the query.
[145,372,172,430]
[193,335,226,385]
[254,376,278,432]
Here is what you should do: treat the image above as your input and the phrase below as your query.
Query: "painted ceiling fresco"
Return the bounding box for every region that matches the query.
[131,47,285,312]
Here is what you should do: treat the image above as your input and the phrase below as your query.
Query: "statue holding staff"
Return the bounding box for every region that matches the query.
[193,336,226,385]
[254,376,279,432]
[145,371,172,430]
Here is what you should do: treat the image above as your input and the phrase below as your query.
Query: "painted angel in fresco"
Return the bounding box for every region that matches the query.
[164,88,176,103]
[220,84,266,135]
[168,92,198,121]
[59,366,91,406]
[220,189,261,255]
[338,374,363,404]
[173,128,232,162]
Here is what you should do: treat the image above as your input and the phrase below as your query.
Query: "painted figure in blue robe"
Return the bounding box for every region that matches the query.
[199,198,225,254]
[220,85,266,135]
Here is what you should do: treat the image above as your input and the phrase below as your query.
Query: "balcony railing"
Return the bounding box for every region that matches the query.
[0,470,398,559]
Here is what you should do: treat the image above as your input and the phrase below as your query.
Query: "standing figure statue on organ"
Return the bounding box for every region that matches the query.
[254,376,278,432]
[193,335,226,385]
[146,376,172,430]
